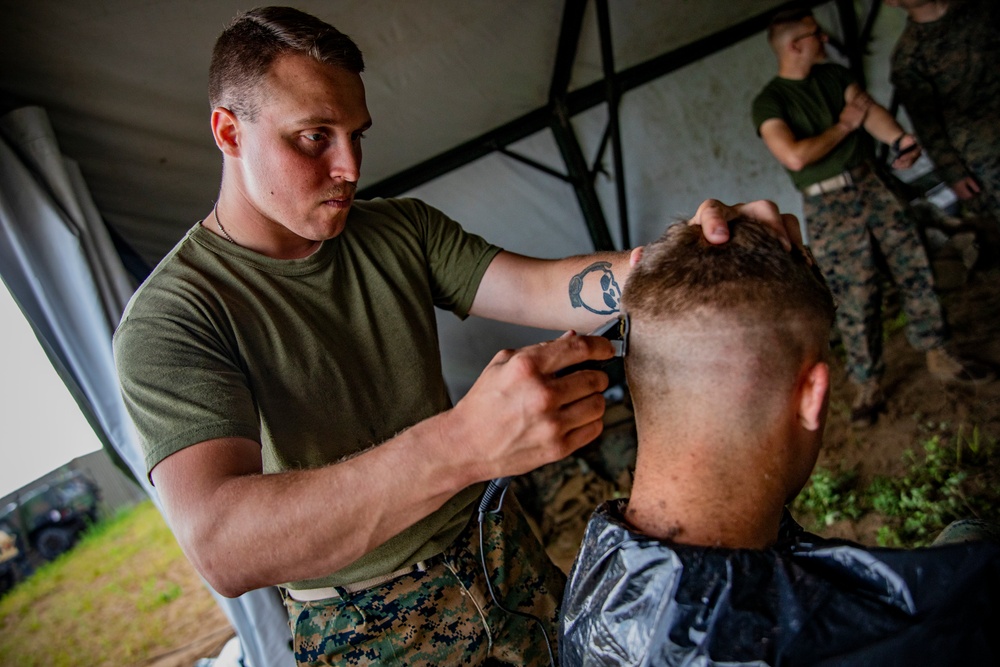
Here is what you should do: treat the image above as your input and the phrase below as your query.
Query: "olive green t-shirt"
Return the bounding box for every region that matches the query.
[114,197,502,589]
[752,63,875,191]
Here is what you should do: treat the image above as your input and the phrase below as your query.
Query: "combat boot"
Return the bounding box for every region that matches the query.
[926,347,995,384]
[850,378,885,426]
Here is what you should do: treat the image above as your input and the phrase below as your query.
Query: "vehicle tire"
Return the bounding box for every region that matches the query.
[35,526,74,560]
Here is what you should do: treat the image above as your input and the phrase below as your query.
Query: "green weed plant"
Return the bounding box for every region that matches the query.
[793,466,863,528]
[793,425,999,547]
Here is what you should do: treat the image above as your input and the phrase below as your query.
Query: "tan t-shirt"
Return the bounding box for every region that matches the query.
[114,197,501,588]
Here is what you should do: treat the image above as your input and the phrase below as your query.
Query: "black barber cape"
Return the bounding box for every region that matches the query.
[560,500,1000,666]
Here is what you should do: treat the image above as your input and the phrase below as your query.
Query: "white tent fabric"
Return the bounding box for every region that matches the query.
[0,0,802,264]
[0,0,908,395]
[0,107,138,472]
[0,106,294,667]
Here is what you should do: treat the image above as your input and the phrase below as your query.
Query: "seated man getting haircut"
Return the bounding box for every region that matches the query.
[559,220,1000,666]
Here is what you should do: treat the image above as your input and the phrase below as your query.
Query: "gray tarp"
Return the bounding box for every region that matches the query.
[0,106,294,666]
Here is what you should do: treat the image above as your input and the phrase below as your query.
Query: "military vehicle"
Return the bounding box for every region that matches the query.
[0,471,100,565]
[0,522,19,595]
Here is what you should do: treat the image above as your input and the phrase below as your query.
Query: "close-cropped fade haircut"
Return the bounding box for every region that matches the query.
[623,219,833,327]
[622,219,835,406]
[208,6,365,121]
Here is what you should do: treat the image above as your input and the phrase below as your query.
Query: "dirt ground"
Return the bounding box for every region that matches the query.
[137,546,234,667]
[142,626,234,667]
[816,256,1000,542]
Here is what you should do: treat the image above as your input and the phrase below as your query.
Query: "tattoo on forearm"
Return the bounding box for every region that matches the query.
[568,261,622,315]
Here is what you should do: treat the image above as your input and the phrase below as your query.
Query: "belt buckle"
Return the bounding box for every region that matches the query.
[284,585,341,603]
[287,559,433,602]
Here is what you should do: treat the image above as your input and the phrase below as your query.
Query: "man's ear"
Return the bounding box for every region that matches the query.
[211,107,241,158]
[629,246,643,268]
[798,361,829,432]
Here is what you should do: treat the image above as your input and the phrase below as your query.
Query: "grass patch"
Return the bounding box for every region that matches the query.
[0,499,224,666]
[792,424,1000,547]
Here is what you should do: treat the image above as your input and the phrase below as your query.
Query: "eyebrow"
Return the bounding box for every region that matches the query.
[293,116,373,131]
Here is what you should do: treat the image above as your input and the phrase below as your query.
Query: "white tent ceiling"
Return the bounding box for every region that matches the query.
[1,0,899,394]
[2,0,807,264]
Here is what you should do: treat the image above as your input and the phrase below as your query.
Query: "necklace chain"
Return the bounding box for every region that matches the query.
[214,205,236,244]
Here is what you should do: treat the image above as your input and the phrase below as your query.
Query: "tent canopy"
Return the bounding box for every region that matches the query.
[1,0,868,262]
[1,0,899,391]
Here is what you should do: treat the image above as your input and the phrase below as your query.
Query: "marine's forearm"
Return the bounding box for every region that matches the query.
[154,427,475,597]
[470,250,631,332]
[862,103,908,146]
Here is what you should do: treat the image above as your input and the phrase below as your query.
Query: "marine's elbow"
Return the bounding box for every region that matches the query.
[782,155,808,172]
[175,526,257,598]
[193,550,256,598]
[209,577,252,599]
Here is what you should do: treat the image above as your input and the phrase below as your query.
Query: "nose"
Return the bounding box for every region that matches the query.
[329,140,362,184]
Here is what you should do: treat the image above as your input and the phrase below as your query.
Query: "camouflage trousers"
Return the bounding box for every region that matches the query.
[803,169,947,385]
[943,116,1000,226]
[283,495,565,666]
[965,145,1000,226]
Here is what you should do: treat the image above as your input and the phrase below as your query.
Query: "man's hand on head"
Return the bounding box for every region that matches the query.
[687,199,802,250]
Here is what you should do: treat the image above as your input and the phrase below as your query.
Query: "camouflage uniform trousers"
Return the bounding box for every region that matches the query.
[803,169,947,385]
[284,494,565,666]
[961,136,1000,227]
[932,110,1000,226]
[890,0,1000,225]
